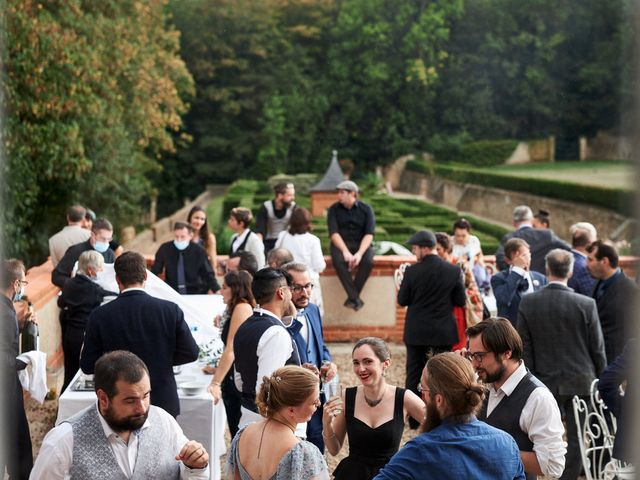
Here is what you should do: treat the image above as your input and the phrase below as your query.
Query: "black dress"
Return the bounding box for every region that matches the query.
[333,386,406,480]
[220,309,242,436]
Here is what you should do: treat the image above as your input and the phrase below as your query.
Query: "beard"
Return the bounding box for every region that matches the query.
[419,401,442,433]
[102,405,149,433]
[281,200,293,209]
[481,360,507,384]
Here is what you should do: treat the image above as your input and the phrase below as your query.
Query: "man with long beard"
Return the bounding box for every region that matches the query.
[30,351,210,479]
[374,353,525,479]
[466,318,566,479]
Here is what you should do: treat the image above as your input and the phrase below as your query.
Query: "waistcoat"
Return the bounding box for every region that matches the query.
[264,201,295,240]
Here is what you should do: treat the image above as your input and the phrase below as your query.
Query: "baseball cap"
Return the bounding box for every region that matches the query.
[406,230,436,248]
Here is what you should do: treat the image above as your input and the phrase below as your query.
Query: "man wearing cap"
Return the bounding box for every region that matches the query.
[398,230,466,428]
[327,180,376,311]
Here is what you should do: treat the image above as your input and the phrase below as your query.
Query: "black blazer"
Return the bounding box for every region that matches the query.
[52,240,116,289]
[151,241,219,294]
[592,273,637,363]
[495,226,570,273]
[80,290,199,417]
[398,255,466,346]
[58,274,117,332]
[517,283,607,397]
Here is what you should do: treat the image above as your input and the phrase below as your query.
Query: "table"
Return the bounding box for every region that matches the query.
[57,363,227,480]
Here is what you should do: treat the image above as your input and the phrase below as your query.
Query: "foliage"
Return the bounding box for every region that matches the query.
[3,0,193,263]
[433,139,519,167]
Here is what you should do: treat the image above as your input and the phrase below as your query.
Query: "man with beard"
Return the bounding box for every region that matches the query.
[255,182,296,254]
[30,351,209,479]
[465,318,566,479]
[374,353,525,479]
[281,262,337,451]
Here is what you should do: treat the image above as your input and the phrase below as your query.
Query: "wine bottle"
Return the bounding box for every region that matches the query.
[21,302,39,353]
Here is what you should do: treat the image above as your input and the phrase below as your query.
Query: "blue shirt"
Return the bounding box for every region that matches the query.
[373,417,525,480]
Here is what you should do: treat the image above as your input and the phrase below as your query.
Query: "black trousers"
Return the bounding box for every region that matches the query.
[62,326,85,392]
[222,368,242,437]
[330,244,375,302]
[405,344,451,428]
[558,394,584,480]
[0,379,33,480]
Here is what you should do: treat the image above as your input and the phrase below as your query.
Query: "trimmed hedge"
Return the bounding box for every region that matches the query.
[406,161,633,215]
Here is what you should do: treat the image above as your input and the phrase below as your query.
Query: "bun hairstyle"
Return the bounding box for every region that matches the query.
[426,353,485,419]
[256,366,319,417]
[353,337,391,362]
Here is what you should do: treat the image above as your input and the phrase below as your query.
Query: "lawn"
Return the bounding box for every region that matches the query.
[488,161,634,189]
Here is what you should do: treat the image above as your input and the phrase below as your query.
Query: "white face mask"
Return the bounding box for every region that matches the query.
[174,240,189,251]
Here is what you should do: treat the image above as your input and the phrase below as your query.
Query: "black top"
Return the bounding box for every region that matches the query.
[255,201,287,237]
[52,240,116,289]
[327,200,376,246]
[333,386,406,480]
[151,241,219,294]
[58,274,117,331]
[495,226,570,273]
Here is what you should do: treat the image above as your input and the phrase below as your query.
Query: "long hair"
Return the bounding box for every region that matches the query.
[187,205,213,253]
[224,270,256,313]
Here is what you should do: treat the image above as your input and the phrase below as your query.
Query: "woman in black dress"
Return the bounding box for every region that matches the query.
[322,337,425,479]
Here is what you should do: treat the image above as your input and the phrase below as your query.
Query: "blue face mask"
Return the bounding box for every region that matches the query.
[13,284,25,302]
[174,240,189,251]
[94,241,109,253]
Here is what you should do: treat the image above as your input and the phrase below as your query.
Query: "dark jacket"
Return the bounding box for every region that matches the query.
[518,283,607,397]
[398,255,466,346]
[151,241,219,294]
[80,290,199,417]
[58,274,117,332]
[52,240,115,288]
[492,269,547,326]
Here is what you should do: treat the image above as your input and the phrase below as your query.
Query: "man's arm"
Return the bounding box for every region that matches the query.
[451,268,466,307]
[520,388,567,478]
[150,244,166,275]
[198,251,220,293]
[397,268,412,307]
[255,326,293,394]
[586,300,607,376]
[29,422,74,479]
[330,232,353,263]
[173,308,199,365]
[491,270,524,309]
[351,234,373,267]
[598,339,635,417]
[51,248,76,288]
[254,203,268,239]
[79,313,103,374]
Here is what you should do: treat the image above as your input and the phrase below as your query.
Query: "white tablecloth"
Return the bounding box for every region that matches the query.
[57,363,227,480]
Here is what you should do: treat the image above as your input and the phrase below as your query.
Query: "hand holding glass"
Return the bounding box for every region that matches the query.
[324,383,343,416]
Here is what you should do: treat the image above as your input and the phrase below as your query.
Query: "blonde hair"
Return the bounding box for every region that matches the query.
[256,366,318,417]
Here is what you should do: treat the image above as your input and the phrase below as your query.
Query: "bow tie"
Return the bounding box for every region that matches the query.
[518,277,530,292]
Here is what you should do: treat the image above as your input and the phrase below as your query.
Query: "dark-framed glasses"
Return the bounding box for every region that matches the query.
[291,283,314,293]
[465,351,490,363]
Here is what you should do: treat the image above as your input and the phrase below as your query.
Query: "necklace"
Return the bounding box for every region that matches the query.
[270,416,296,434]
[363,388,385,407]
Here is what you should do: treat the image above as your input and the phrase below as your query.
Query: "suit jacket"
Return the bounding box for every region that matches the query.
[491,269,547,326]
[58,274,117,332]
[151,241,219,294]
[398,255,466,346]
[294,303,331,368]
[495,226,570,273]
[80,290,199,417]
[48,225,91,267]
[52,240,116,289]
[592,273,637,363]
[598,339,636,462]
[517,283,607,397]
[567,250,596,296]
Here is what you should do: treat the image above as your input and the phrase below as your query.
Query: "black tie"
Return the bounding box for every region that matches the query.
[518,277,529,292]
[177,252,187,294]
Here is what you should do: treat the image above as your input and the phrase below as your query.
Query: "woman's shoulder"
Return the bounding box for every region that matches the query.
[277,441,328,479]
[233,302,254,316]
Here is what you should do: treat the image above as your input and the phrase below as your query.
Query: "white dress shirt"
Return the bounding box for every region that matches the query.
[29,404,209,480]
[510,266,535,294]
[274,231,326,276]
[487,362,567,478]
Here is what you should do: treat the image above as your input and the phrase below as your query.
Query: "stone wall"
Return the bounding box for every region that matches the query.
[399,170,632,242]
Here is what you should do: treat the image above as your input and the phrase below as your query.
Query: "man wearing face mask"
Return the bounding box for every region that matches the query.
[58,251,118,392]
[151,222,220,294]
[51,218,116,289]
[1,259,34,479]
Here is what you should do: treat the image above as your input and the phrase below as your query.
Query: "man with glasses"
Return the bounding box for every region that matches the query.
[52,218,116,288]
[233,268,303,434]
[281,262,336,451]
[375,353,525,479]
[463,317,566,479]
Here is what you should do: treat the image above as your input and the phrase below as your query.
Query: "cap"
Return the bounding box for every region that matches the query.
[406,230,436,248]
[336,180,359,193]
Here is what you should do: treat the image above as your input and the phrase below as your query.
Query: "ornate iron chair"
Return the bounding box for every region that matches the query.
[572,379,634,480]
[393,262,411,290]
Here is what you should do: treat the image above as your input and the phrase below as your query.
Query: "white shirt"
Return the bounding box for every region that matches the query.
[487,362,567,478]
[274,231,326,278]
[510,266,535,294]
[29,404,209,480]
[452,234,482,264]
[235,308,306,438]
[231,229,251,253]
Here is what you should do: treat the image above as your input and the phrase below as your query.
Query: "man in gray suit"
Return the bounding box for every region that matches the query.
[517,249,607,480]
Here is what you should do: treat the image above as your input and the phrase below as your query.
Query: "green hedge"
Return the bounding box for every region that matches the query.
[430,137,518,167]
[406,161,633,215]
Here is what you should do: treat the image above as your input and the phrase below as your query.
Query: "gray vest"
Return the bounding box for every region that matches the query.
[264,200,295,240]
[67,405,180,480]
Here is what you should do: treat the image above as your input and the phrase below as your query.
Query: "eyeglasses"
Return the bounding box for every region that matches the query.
[417,383,429,394]
[291,283,314,293]
[18,280,28,286]
[465,351,490,363]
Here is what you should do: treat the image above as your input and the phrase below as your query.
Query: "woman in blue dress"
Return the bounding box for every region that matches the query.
[226,366,329,480]
[322,337,425,480]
